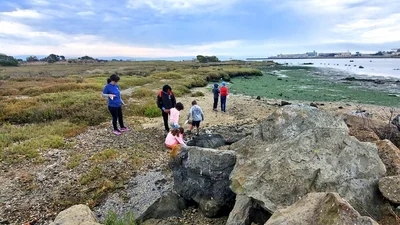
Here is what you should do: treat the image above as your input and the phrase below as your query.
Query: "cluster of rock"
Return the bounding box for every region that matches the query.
[51,105,400,225]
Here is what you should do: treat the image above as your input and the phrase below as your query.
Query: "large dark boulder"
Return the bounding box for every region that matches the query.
[170,147,236,218]
[186,134,226,148]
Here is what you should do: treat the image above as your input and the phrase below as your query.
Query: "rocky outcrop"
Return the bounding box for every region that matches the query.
[379,176,400,204]
[265,192,379,225]
[170,146,236,218]
[378,202,400,225]
[226,195,271,225]
[139,192,187,222]
[377,140,400,176]
[230,105,386,220]
[186,134,226,148]
[94,171,185,223]
[50,204,101,225]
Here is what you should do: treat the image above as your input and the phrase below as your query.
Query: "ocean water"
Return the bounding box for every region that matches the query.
[273,58,400,79]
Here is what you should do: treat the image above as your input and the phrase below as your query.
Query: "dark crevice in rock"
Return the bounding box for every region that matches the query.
[248,203,272,225]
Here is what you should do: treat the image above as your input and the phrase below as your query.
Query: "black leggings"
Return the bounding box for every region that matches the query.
[162,111,170,132]
[213,97,218,110]
[108,106,125,131]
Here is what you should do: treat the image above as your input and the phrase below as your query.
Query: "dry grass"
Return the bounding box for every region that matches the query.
[0,60,269,164]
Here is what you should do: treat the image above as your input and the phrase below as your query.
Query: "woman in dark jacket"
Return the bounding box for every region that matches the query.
[157,85,176,132]
[212,83,220,111]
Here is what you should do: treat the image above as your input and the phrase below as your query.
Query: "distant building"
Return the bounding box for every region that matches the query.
[306,51,318,57]
[318,52,351,57]
[334,52,352,57]
[318,53,336,57]
[276,53,308,58]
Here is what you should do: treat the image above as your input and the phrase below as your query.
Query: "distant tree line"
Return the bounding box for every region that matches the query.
[26,54,66,63]
[0,54,19,66]
[196,55,220,63]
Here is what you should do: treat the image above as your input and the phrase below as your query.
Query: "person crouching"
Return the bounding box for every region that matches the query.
[165,127,187,149]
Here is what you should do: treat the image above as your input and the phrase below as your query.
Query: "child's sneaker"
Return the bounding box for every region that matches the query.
[113,130,122,135]
[120,127,130,132]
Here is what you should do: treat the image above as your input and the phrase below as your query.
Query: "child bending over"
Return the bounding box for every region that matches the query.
[165,127,187,149]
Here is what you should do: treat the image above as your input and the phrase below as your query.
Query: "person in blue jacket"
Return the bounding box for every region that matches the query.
[102,74,129,135]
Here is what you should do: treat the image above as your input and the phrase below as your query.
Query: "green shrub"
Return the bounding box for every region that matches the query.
[67,153,83,169]
[79,166,103,185]
[191,91,204,97]
[2,135,65,163]
[91,149,118,162]
[151,71,183,79]
[132,88,155,98]
[173,85,191,97]
[104,211,136,225]
[144,104,162,118]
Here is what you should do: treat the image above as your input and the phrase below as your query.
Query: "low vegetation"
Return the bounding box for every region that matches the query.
[104,211,136,225]
[0,60,268,165]
[191,91,205,97]
[0,121,84,163]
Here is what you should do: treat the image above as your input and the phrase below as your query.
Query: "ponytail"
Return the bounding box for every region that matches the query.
[108,74,120,84]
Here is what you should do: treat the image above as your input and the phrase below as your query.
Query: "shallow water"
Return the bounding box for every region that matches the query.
[230,66,400,107]
[273,58,400,79]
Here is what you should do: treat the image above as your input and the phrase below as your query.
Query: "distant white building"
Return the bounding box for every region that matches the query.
[334,52,352,57]
[277,53,308,58]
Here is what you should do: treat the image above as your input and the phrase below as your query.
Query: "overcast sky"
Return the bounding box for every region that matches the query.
[0,0,399,58]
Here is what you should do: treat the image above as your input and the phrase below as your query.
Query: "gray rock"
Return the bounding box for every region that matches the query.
[50,204,101,225]
[226,195,252,225]
[226,195,271,225]
[140,192,187,222]
[186,134,226,148]
[225,134,248,145]
[94,171,179,223]
[378,176,400,204]
[170,147,236,218]
[265,192,379,225]
[377,140,400,176]
[230,105,386,220]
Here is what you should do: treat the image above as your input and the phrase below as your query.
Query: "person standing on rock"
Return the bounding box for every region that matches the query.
[102,74,129,135]
[220,82,229,112]
[212,83,220,111]
[157,85,176,132]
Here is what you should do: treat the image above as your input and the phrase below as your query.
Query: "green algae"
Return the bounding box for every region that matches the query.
[230,66,400,107]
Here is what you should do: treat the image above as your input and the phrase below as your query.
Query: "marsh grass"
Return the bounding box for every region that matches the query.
[79,166,103,185]
[0,61,265,164]
[91,149,118,162]
[67,152,84,169]
[0,121,85,163]
[104,211,136,225]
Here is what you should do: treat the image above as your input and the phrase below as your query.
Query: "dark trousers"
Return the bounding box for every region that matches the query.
[162,111,170,132]
[213,97,218,110]
[108,106,125,131]
[221,96,227,112]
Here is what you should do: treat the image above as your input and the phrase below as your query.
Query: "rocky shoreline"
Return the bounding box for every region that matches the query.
[49,104,400,225]
[2,87,400,225]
